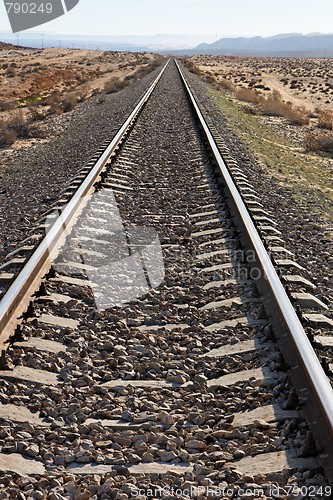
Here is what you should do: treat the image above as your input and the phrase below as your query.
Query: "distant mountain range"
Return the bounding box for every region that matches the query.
[1,32,333,56]
[184,32,333,57]
[0,33,215,52]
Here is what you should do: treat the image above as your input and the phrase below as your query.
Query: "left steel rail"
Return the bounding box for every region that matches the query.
[0,60,169,346]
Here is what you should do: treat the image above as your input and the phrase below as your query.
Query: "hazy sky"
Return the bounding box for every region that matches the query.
[0,0,332,37]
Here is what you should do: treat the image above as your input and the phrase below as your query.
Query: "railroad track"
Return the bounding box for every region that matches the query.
[0,59,332,496]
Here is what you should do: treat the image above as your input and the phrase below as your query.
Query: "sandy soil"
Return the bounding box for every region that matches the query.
[191,56,333,113]
[0,45,163,155]
[181,56,333,231]
[0,46,159,102]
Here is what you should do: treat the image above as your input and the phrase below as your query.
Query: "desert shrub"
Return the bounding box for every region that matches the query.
[132,65,150,80]
[78,85,90,101]
[123,74,134,82]
[253,83,267,90]
[308,109,319,119]
[61,93,79,112]
[91,87,102,97]
[235,87,261,104]
[44,92,79,114]
[260,101,308,124]
[132,67,147,79]
[6,67,16,77]
[44,93,60,106]
[243,104,257,115]
[104,78,127,94]
[27,122,47,138]
[284,106,309,126]
[0,110,46,143]
[0,101,15,111]
[51,105,64,115]
[7,111,30,138]
[219,78,235,92]
[204,74,216,84]
[183,60,202,76]
[305,131,333,154]
[30,108,48,121]
[0,121,16,146]
[97,93,106,104]
[317,110,333,130]
[140,56,151,64]
[258,91,308,125]
[149,60,163,71]
[259,91,289,116]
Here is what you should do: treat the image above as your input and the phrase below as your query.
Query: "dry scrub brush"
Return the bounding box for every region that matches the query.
[228,87,309,125]
[257,90,309,125]
[305,130,333,154]
[102,59,163,96]
[0,110,45,147]
[182,63,310,127]
[0,101,15,111]
[235,87,261,104]
[231,86,309,125]
[0,120,16,146]
[182,59,203,76]
[317,110,333,130]
[5,66,16,77]
[131,59,163,80]
[103,77,128,94]
[44,91,86,114]
[219,78,235,92]
[7,111,30,137]
[61,93,80,112]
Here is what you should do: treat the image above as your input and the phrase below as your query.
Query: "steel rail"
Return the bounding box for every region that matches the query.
[0,60,169,343]
[175,60,333,479]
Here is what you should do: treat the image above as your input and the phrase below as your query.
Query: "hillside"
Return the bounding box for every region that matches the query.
[191,33,333,56]
[0,41,18,50]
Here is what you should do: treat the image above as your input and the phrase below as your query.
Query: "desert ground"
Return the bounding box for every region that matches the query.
[0,45,160,101]
[0,44,163,150]
[184,56,333,223]
[190,55,333,112]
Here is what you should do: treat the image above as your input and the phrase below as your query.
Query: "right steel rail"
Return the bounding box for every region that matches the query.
[176,60,333,480]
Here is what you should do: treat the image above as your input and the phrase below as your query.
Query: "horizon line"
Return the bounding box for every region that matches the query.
[2,31,333,38]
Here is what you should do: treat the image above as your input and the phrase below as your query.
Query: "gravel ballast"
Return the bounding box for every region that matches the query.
[0,60,330,498]
[0,64,163,264]
[182,65,333,322]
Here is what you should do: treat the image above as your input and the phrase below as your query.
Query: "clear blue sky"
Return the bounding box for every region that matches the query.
[0,0,332,37]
